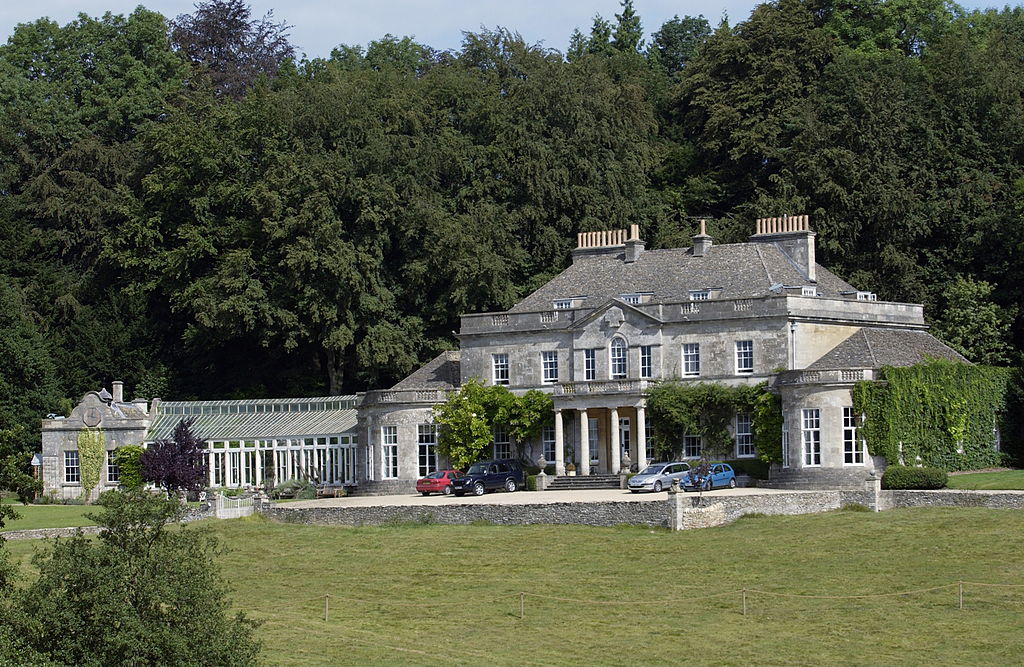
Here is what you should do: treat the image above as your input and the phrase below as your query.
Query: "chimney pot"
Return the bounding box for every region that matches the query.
[112,381,123,404]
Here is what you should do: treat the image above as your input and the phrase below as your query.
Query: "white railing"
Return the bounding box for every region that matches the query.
[556,380,648,395]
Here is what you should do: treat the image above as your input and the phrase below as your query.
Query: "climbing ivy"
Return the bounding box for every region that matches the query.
[645,381,781,462]
[852,360,1014,470]
[77,428,106,501]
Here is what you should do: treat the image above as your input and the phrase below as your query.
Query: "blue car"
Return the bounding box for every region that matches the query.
[683,463,737,491]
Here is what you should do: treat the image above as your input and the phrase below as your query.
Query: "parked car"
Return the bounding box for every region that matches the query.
[450,459,525,496]
[683,463,737,491]
[415,470,463,496]
[627,462,691,493]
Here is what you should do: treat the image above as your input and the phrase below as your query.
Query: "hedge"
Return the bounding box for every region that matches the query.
[881,465,948,490]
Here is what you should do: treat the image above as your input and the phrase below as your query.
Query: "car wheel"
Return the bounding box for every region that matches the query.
[729,478,737,489]
[704,479,713,492]
[505,478,518,493]
[473,481,485,496]
[442,485,453,496]
[420,491,430,496]
[653,480,663,492]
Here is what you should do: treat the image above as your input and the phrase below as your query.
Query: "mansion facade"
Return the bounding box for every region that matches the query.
[358,216,965,492]
[40,215,966,498]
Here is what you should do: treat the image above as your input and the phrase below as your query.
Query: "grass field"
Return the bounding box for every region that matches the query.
[946,470,1024,490]
[6,507,1023,665]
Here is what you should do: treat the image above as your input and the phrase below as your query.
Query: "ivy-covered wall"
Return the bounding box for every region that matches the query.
[645,381,782,462]
[852,360,1016,470]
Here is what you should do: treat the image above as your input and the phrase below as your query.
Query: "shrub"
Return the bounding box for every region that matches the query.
[272,479,315,500]
[114,445,145,490]
[881,465,948,490]
[526,475,538,491]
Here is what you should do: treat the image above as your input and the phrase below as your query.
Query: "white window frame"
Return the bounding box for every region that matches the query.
[735,413,755,458]
[106,449,120,483]
[735,340,754,374]
[584,349,596,380]
[493,425,511,460]
[492,353,509,386]
[689,290,710,301]
[683,434,702,459]
[541,350,558,384]
[802,409,821,467]
[542,426,556,463]
[588,418,599,463]
[553,299,572,310]
[64,450,80,483]
[619,418,631,459]
[610,338,627,379]
[620,293,641,305]
[682,343,700,376]
[640,345,652,378]
[417,424,438,477]
[382,426,399,479]
[843,407,865,465]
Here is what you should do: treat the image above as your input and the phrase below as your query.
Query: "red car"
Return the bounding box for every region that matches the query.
[415,470,463,496]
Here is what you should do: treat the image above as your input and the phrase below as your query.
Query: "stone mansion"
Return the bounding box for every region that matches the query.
[40,215,965,498]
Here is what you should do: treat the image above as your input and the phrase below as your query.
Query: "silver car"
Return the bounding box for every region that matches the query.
[627,462,692,493]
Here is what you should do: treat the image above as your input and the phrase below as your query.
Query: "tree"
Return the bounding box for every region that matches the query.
[171,0,295,99]
[1,489,260,665]
[613,0,644,53]
[140,419,207,494]
[933,277,1017,366]
[433,380,553,469]
[649,15,711,74]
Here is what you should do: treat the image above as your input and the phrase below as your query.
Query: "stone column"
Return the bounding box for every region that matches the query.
[579,408,590,476]
[208,449,215,487]
[255,446,263,487]
[272,444,279,486]
[610,407,621,474]
[554,409,565,476]
[636,405,647,470]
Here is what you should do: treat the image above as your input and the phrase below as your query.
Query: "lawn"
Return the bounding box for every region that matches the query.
[946,469,1024,490]
[4,507,1024,665]
[0,503,96,532]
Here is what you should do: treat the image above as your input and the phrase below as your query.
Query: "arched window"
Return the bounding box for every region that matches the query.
[610,338,627,378]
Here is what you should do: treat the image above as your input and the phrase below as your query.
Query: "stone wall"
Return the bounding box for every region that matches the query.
[260,488,1024,532]
[264,499,670,528]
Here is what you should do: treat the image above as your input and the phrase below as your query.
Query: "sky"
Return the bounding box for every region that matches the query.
[1,0,1007,60]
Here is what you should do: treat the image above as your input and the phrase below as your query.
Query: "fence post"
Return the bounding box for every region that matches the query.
[520,592,525,619]
[325,594,330,622]
[958,581,963,610]
[742,589,747,616]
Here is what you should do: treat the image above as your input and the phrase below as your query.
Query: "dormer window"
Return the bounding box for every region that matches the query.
[553,299,572,310]
[856,291,877,301]
[801,286,817,297]
[689,290,710,301]
[620,294,641,305]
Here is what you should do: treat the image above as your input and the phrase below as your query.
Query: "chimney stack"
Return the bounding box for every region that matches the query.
[692,219,712,257]
[112,381,124,404]
[751,214,816,282]
[624,223,645,263]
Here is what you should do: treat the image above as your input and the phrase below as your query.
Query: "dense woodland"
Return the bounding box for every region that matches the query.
[1,0,1023,459]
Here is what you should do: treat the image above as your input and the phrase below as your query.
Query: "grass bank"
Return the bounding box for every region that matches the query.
[5,507,1023,665]
[946,470,1024,490]
[0,503,95,532]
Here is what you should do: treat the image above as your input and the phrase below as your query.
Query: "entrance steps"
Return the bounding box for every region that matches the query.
[546,474,622,490]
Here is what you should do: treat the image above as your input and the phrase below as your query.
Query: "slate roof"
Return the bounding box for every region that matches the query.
[391,351,461,390]
[806,329,969,370]
[148,396,359,441]
[510,242,858,312]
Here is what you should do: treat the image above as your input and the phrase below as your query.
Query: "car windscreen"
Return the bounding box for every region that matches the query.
[638,465,666,475]
[467,464,487,475]
[423,472,445,479]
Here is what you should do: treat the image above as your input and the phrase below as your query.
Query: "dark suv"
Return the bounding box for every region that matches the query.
[450,459,525,496]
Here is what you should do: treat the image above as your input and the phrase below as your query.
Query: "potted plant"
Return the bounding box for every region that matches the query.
[566,462,576,477]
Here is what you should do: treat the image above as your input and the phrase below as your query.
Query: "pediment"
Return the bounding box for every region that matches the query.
[569,299,662,333]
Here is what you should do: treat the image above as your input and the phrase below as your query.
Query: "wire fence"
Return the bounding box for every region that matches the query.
[298,580,1024,622]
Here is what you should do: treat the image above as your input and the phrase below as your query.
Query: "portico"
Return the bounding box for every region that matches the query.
[552,380,650,475]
